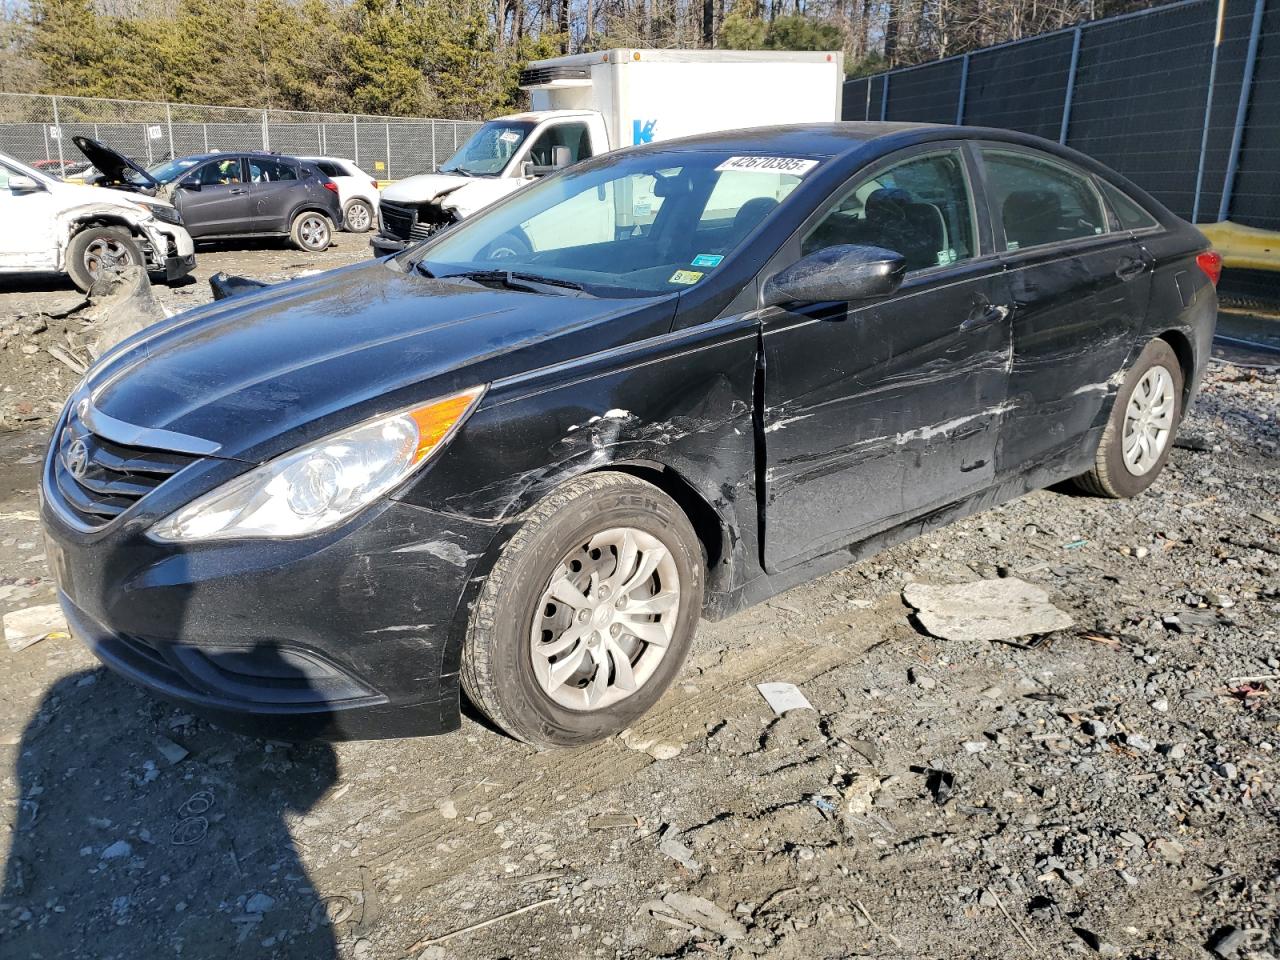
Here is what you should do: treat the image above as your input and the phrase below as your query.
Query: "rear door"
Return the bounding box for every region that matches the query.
[247,157,303,233]
[172,157,252,237]
[760,145,1012,571]
[979,145,1153,476]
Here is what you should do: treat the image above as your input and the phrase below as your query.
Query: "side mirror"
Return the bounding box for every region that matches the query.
[521,146,573,179]
[180,178,201,191]
[762,244,907,307]
[8,175,43,193]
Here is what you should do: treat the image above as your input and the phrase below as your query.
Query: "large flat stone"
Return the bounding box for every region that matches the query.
[903,577,1073,642]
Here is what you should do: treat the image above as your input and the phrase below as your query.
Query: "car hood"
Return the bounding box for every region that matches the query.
[51,179,175,212]
[379,173,475,204]
[84,260,676,463]
[72,135,160,190]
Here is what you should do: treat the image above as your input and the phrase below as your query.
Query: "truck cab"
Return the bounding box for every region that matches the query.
[372,111,608,256]
[370,49,843,257]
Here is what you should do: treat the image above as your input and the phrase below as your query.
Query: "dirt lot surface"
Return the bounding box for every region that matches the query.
[1,241,1279,959]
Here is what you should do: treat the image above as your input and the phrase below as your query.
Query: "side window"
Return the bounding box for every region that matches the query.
[0,165,11,190]
[802,149,976,272]
[248,158,298,183]
[194,159,243,186]
[1099,179,1158,231]
[982,149,1107,251]
[526,122,592,168]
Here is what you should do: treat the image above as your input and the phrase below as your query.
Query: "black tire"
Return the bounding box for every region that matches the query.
[289,211,333,252]
[461,471,704,748]
[1074,338,1184,498]
[343,199,374,233]
[66,226,143,292]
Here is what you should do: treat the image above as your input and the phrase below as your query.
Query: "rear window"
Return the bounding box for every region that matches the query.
[982,149,1107,251]
[1099,180,1159,231]
[249,158,298,182]
[315,161,342,178]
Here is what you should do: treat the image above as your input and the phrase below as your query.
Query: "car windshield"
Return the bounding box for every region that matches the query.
[147,157,201,183]
[439,121,537,177]
[415,150,818,298]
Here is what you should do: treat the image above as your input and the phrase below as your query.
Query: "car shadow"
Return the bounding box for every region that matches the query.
[1,660,340,957]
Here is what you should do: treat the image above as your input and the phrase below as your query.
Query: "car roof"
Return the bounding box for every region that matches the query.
[181,151,302,162]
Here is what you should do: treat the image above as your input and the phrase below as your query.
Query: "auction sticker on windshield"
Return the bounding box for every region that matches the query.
[715,156,819,176]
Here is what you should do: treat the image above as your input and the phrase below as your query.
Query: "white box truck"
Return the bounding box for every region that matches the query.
[371,48,843,255]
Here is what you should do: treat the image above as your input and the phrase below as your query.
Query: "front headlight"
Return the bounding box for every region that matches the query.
[150,387,484,542]
[137,201,183,226]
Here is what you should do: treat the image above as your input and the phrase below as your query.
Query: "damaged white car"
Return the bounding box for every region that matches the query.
[0,151,195,292]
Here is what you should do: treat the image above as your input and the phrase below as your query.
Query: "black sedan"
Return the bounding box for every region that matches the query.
[40,123,1219,746]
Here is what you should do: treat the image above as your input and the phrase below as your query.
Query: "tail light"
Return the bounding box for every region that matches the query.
[1196,250,1222,286]
[322,181,339,194]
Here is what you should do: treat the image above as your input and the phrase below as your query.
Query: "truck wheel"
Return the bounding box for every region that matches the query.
[290,211,333,251]
[461,471,704,747]
[1074,338,1184,498]
[343,199,374,233]
[66,226,143,292]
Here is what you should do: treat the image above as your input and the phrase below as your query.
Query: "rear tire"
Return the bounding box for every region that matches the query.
[1074,338,1184,498]
[66,226,143,292]
[290,211,333,252]
[461,471,704,748]
[343,199,374,233]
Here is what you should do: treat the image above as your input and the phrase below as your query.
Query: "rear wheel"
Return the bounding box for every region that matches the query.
[66,226,143,292]
[1075,338,1184,498]
[461,472,704,747]
[343,199,374,233]
[290,211,333,251]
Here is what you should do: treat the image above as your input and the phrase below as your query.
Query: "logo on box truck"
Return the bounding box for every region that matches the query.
[632,119,657,145]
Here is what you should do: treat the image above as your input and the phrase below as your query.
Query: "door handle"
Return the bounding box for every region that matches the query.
[228,188,248,196]
[1116,256,1147,281]
[960,303,1010,332]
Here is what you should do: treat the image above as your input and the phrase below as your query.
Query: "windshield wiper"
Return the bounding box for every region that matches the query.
[445,269,591,297]
[439,166,473,177]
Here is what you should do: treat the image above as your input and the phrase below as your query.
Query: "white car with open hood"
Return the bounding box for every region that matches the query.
[371,48,844,257]
[0,151,195,291]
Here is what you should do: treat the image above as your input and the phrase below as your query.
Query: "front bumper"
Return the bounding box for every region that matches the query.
[165,253,196,282]
[370,233,411,257]
[42,444,501,739]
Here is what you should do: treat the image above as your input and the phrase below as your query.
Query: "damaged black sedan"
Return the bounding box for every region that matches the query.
[41,123,1218,746]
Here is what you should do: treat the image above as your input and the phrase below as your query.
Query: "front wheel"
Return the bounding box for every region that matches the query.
[290,211,333,252]
[1074,338,1184,498]
[66,226,143,292]
[461,472,704,747]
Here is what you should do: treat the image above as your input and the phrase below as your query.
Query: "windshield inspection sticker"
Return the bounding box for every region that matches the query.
[669,270,704,285]
[498,130,521,143]
[691,253,723,268]
[715,156,819,176]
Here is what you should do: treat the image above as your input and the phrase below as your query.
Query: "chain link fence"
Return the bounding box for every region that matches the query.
[0,93,483,181]
[843,0,1279,233]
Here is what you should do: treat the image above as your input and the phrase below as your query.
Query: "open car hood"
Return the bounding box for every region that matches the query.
[72,136,160,190]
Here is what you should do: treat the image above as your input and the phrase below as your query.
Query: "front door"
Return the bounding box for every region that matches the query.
[0,164,58,269]
[172,157,252,237]
[760,146,1011,571]
[979,146,1153,475]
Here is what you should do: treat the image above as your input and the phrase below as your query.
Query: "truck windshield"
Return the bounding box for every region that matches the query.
[413,149,817,298]
[439,121,537,177]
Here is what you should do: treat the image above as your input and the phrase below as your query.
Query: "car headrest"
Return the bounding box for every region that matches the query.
[864,187,915,221]
[732,196,779,236]
[1003,189,1062,247]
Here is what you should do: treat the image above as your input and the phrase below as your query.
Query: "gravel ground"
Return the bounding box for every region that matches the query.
[1,244,1278,959]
